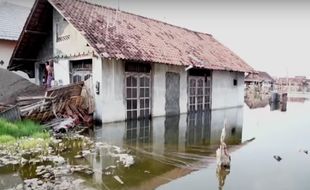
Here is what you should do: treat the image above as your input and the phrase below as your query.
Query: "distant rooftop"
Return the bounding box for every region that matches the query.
[245,71,274,83]
[0,2,30,41]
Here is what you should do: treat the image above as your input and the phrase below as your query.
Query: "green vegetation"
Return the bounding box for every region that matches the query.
[0,119,50,144]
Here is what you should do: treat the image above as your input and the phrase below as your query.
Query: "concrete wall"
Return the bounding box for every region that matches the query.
[152,64,187,117]
[101,59,126,123]
[92,56,103,121]
[53,10,93,57]
[211,71,245,109]
[53,59,70,85]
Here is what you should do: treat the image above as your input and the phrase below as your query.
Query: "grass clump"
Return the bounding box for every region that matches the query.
[0,119,50,144]
[0,135,15,144]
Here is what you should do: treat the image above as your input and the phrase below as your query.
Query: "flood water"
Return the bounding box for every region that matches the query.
[1,98,310,190]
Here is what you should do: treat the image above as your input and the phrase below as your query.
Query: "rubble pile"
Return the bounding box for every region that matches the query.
[1,80,94,134]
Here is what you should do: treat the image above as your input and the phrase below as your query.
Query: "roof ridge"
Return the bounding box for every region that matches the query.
[74,0,212,37]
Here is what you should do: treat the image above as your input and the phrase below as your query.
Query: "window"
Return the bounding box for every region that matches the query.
[233,79,238,86]
[125,62,151,120]
[188,76,211,112]
[70,59,92,83]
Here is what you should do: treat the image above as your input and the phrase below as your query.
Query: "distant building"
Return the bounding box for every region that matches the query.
[0,2,32,80]
[245,71,274,91]
[275,76,309,93]
[8,0,254,123]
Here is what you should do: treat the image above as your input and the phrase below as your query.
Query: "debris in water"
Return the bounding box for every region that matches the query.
[216,164,230,189]
[72,179,85,185]
[94,142,135,167]
[216,119,231,169]
[273,155,282,162]
[298,149,308,155]
[105,165,117,170]
[74,155,83,159]
[118,153,134,167]
[114,175,124,184]
[144,170,151,174]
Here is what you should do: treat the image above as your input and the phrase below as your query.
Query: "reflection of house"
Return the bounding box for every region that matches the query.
[93,107,243,189]
[99,107,243,152]
[8,0,253,123]
[245,97,269,109]
[275,76,310,93]
[0,2,32,81]
[245,71,274,91]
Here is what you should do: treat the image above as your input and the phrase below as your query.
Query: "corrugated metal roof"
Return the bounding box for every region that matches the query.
[48,0,254,72]
[0,2,30,41]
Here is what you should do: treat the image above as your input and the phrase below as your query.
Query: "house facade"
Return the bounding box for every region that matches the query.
[0,2,32,81]
[8,0,253,123]
[275,76,310,93]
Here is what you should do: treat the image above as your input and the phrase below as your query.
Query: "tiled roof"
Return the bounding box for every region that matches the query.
[245,71,274,83]
[48,0,253,72]
[0,2,30,41]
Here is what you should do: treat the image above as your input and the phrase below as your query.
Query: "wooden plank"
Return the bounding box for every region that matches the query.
[17,96,55,101]
[12,58,38,62]
[25,30,48,35]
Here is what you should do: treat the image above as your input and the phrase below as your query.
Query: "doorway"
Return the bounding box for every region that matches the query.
[125,62,151,120]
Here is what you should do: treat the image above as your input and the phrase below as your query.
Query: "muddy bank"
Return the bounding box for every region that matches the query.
[0,134,135,190]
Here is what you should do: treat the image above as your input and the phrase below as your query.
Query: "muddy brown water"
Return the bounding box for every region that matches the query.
[1,99,310,190]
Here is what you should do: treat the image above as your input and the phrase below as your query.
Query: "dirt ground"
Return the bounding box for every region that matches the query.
[0,69,44,104]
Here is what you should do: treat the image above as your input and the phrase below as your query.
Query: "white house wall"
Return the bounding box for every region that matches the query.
[53,59,70,85]
[101,59,126,123]
[53,10,93,57]
[152,64,188,117]
[0,39,34,82]
[0,40,15,69]
[211,71,244,109]
[92,56,103,121]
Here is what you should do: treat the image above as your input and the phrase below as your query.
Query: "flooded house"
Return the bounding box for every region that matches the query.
[245,71,274,92]
[0,2,32,81]
[8,0,254,123]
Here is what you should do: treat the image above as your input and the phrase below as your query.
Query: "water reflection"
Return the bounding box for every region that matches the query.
[269,102,287,112]
[93,107,244,189]
[216,166,230,190]
[245,95,288,112]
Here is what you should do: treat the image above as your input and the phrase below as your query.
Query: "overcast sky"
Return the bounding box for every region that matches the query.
[4,0,310,77]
